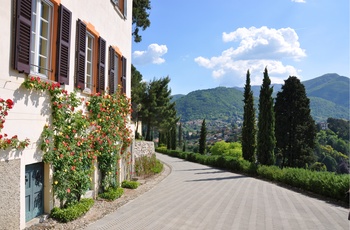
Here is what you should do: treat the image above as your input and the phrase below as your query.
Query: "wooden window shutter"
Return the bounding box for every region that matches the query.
[56,5,72,85]
[108,46,115,94]
[14,0,32,74]
[122,57,127,94]
[97,37,106,93]
[75,19,86,90]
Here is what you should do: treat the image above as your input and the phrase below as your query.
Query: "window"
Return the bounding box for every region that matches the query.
[111,0,127,18]
[108,46,127,94]
[85,32,94,92]
[108,47,119,94]
[75,20,106,93]
[14,0,72,84]
[113,52,119,92]
[30,0,53,77]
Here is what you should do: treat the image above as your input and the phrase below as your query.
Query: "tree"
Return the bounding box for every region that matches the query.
[275,76,317,168]
[140,77,178,141]
[132,0,151,43]
[198,119,207,154]
[242,70,256,162]
[131,65,146,137]
[178,122,183,148]
[327,117,349,140]
[257,68,275,165]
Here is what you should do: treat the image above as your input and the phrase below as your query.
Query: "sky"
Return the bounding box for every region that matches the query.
[132,0,349,95]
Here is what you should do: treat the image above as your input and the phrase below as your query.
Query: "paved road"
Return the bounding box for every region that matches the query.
[85,153,349,230]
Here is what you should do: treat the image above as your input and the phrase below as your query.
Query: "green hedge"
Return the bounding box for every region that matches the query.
[99,187,124,201]
[122,180,140,189]
[156,148,350,204]
[50,198,94,223]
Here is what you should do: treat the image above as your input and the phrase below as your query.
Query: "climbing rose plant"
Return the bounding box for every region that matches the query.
[87,93,132,191]
[22,77,132,207]
[0,98,30,150]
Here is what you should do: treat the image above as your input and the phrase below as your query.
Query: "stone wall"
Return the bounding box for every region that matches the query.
[133,141,155,158]
[0,159,21,230]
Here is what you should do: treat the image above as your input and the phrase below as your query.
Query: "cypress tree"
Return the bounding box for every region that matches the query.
[242,70,256,162]
[257,68,276,165]
[275,76,317,168]
[199,119,207,154]
[178,123,183,148]
[171,124,177,150]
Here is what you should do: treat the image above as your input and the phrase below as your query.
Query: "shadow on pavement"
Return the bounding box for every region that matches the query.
[185,175,247,182]
[175,168,213,171]
[195,170,226,175]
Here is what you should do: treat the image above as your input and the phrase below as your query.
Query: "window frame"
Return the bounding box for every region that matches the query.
[14,0,72,84]
[110,0,127,18]
[108,46,126,95]
[84,31,94,93]
[30,0,54,78]
[75,20,105,94]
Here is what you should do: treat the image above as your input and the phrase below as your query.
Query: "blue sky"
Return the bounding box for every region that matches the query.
[132,0,349,95]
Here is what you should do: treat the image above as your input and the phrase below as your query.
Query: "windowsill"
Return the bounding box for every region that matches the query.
[28,73,57,85]
[82,88,92,95]
[113,5,126,20]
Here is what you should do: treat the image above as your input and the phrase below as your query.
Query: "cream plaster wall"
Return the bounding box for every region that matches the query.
[0,0,132,229]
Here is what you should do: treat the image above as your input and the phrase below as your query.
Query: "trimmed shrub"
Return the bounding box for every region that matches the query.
[99,187,124,201]
[257,165,284,181]
[156,147,350,203]
[50,198,94,223]
[122,180,140,189]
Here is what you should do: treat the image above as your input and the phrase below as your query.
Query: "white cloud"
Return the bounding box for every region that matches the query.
[195,26,305,86]
[133,43,168,65]
[291,0,306,3]
[222,26,306,61]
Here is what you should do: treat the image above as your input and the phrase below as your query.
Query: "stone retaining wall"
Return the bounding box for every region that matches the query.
[133,141,154,158]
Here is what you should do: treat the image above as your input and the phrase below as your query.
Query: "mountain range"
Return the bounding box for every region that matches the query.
[173,73,349,123]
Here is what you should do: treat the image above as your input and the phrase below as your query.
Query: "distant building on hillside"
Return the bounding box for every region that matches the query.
[318,122,328,130]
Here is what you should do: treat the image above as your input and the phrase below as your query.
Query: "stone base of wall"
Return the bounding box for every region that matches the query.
[0,159,21,230]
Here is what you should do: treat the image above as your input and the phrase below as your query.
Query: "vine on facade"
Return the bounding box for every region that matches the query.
[0,98,30,150]
[22,76,132,207]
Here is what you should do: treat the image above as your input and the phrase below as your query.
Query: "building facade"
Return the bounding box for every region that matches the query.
[0,0,132,229]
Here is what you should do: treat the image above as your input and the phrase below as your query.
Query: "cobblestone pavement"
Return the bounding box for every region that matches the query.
[84,153,349,230]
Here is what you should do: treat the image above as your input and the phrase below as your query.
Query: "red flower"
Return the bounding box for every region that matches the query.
[67,188,71,193]
[6,99,14,108]
[6,139,11,144]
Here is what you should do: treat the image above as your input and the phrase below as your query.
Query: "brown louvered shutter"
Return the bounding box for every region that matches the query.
[97,37,106,93]
[76,20,86,90]
[108,46,115,94]
[122,57,127,94]
[14,0,32,74]
[56,5,72,85]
